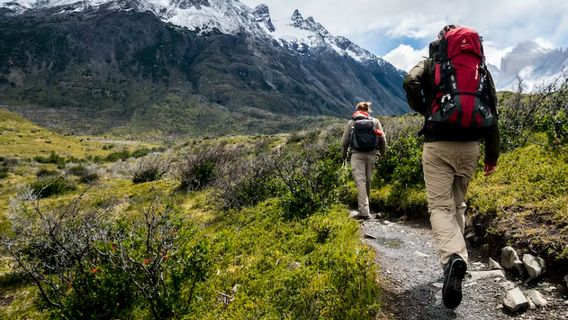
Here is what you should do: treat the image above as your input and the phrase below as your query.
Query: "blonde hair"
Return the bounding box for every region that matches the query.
[356,101,372,112]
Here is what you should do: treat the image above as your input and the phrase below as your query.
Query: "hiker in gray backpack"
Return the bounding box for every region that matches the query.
[341,101,387,220]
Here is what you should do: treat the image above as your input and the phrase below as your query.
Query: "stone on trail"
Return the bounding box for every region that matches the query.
[499,280,516,291]
[527,297,536,310]
[488,257,503,270]
[501,246,523,271]
[413,250,429,258]
[432,282,443,289]
[525,289,547,307]
[503,287,529,312]
[364,232,377,239]
[467,270,506,282]
[522,254,546,279]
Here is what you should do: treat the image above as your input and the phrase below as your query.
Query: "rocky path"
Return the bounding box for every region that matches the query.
[359,217,568,320]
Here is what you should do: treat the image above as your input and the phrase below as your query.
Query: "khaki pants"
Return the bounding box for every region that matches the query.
[351,152,376,217]
[422,141,480,265]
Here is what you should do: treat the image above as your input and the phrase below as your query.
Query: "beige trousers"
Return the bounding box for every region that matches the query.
[422,141,480,265]
[351,152,376,217]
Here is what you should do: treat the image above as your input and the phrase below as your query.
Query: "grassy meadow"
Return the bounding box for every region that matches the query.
[0,108,381,319]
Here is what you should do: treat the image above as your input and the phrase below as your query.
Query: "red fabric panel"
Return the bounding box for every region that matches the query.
[444,27,482,60]
[452,53,481,127]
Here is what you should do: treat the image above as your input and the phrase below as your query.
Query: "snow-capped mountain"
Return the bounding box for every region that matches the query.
[492,41,568,91]
[0,0,384,63]
[0,0,408,134]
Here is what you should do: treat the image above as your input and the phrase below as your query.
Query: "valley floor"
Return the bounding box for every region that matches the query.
[360,217,568,320]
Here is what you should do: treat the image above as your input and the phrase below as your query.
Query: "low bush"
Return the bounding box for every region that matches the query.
[276,141,347,219]
[3,194,210,319]
[27,176,75,198]
[33,152,66,165]
[67,164,100,184]
[214,153,283,210]
[131,156,170,184]
[176,147,231,192]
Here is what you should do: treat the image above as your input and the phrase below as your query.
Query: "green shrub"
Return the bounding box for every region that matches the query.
[214,153,283,210]
[176,147,230,192]
[4,195,211,319]
[276,143,347,219]
[28,176,75,198]
[131,156,170,184]
[104,149,131,162]
[79,172,99,184]
[33,151,66,165]
[36,168,59,177]
[0,166,8,179]
[67,164,89,177]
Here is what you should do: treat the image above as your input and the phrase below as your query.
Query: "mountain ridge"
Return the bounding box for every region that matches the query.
[493,40,568,91]
[0,0,409,136]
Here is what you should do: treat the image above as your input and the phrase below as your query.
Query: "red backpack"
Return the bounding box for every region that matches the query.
[427,27,495,134]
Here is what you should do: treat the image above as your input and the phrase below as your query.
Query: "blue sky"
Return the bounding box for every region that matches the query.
[241,0,568,71]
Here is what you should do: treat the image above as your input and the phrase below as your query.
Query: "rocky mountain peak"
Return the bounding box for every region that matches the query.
[289,9,328,36]
[172,0,211,10]
[291,8,302,21]
[252,3,274,32]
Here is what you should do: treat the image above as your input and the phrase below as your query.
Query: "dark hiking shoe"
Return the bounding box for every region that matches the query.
[353,214,371,220]
[442,254,467,309]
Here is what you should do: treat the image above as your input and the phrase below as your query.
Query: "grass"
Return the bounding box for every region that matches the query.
[468,144,568,260]
[0,115,383,318]
[0,108,106,159]
[189,201,381,319]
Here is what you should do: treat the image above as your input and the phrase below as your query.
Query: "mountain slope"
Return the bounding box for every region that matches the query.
[0,0,409,135]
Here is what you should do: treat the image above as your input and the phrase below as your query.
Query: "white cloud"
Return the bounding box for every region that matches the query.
[382,44,427,72]
[533,37,555,49]
[241,0,568,54]
[483,42,513,69]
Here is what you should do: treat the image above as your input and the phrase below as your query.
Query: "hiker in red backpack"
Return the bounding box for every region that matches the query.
[403,25,500,309]
[341,101,387,220]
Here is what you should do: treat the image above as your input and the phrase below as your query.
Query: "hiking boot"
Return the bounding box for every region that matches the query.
[442,254,467,309]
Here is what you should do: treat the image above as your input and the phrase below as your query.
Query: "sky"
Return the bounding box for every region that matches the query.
[241,0,568,71]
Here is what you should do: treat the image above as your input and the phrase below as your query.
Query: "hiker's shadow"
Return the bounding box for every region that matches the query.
[387,282,458,320]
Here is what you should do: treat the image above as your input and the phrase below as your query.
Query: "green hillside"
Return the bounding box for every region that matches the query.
[0,115,382,319]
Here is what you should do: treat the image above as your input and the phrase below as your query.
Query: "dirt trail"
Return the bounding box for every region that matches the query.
[360,218,568,320]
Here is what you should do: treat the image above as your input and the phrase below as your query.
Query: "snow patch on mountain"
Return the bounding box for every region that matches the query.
[492,40,568,91]
[0,0,387,65]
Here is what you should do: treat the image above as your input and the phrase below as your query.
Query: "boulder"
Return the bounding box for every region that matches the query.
[488,257,503,270]
[525,289,547,307]
[503,288,529,312]
[501,246,523,271]
[522,254,546,279]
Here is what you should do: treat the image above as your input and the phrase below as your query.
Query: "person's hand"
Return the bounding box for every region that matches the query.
[484,163,496,176]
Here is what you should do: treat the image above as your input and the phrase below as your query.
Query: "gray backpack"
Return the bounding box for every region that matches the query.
[349,117,377,152]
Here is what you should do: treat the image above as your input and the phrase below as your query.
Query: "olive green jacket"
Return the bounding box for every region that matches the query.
[403,59,500,165]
